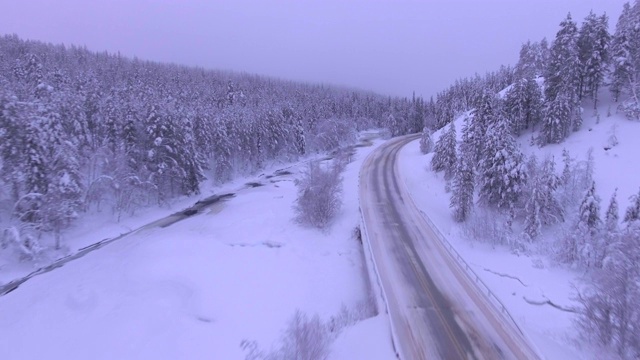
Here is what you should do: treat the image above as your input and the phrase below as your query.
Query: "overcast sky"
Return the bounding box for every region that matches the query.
[0,0,628,98]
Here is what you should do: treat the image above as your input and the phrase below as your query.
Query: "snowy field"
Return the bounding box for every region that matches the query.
[399,94,640,360]
[0,133,396,359]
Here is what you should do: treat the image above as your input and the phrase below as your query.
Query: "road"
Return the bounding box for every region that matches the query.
[359,134,540,360]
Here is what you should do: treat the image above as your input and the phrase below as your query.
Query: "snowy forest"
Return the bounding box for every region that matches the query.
[425,2,640,358]
[2,0,640,358]
[0,33,435,252]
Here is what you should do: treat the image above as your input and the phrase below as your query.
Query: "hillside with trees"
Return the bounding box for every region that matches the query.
[424,2,640,358]
[0,34,430,252]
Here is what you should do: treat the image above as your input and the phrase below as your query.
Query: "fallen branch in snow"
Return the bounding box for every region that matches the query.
[523,296,578,313]
[482,267,528,287]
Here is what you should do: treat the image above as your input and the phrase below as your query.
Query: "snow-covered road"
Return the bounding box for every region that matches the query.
[359,135,540,359]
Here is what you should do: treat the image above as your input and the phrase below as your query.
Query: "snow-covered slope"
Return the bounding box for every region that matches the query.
[399,92,640,360]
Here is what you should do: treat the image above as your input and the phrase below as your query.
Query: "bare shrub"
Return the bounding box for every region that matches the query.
[327,298,376,333]
[241,301,376,360]
[278,311,330,360]
[294,161,342,229]
[241,310,331,360]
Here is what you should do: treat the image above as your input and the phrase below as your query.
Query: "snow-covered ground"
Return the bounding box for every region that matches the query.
[398,94,640,360]
[0,132,396,360]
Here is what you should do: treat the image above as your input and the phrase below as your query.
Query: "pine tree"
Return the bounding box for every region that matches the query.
[605,189,620,233]
[541,13,582,145]
[577,12,611,107]
[523,185,542,240]
[477,116,526,210]
[419,127,434,154]
[576,182,602,267]
[587,14,610,107]
[538,157,564,225]
[0,93,27,202]
[599,189,620,268]
[545,13,581,102]
[540,92,572,144]
[431,121,457,180]
[42,140,83,249]
[450,117,475,222]
[579,182,602,235]
[504,76,543,135]
[122,108,140,171]
[523,154,540,239]
[610,2,634,102]
[624,187,640,224]
[514,40,549,80]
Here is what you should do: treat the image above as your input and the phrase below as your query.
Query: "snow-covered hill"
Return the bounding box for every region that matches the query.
[400,91,640,359]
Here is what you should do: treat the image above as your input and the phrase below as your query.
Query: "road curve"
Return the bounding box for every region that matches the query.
[359,134,540,360]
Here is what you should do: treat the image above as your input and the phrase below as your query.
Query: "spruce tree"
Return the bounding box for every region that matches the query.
[523,155,542,240]
[504,77,543,135]
[450,117,475,222]
[578,182,602,236]
[610,2,634,102]
[431,121,457,180]
[541,13,582,145]
[538,157,564,225]
[624,187,640,224]
[599,189,620,268]
[419,127,434,154]
[576,182,602,267]
[477,116,526,210]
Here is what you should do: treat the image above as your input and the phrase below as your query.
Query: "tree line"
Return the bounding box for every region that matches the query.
[0,34,427,251]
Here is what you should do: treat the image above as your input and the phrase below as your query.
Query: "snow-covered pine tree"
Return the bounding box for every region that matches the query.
[419,127,434,154]
[539,157,564,225]
[541,13,582,145]
[42,139,83,249]
[504,76,543,135]
[514,40,549,80]
[579,182,602,235]
[0,92,27,202]
[576,182,602,267]
[523,186,542,241]
[430,121,457,180]
[450,116,475,222]
[605,189,620,234]
[468,91,496,163]
[610,1,640,119]
[587,14,610,107]
[122,108,141,170]
[477,115,527,210]
[523,154,542,241]
[144,104,179,202]
[609,2,634,103]
[623,187,640,224]
[599,189,620,268]
[577,11,610,103]
[540,91,572,145]
[294,112,306,156]
[523,156,563,241]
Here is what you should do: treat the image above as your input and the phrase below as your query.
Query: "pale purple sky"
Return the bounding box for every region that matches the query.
[0,0,627,97]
